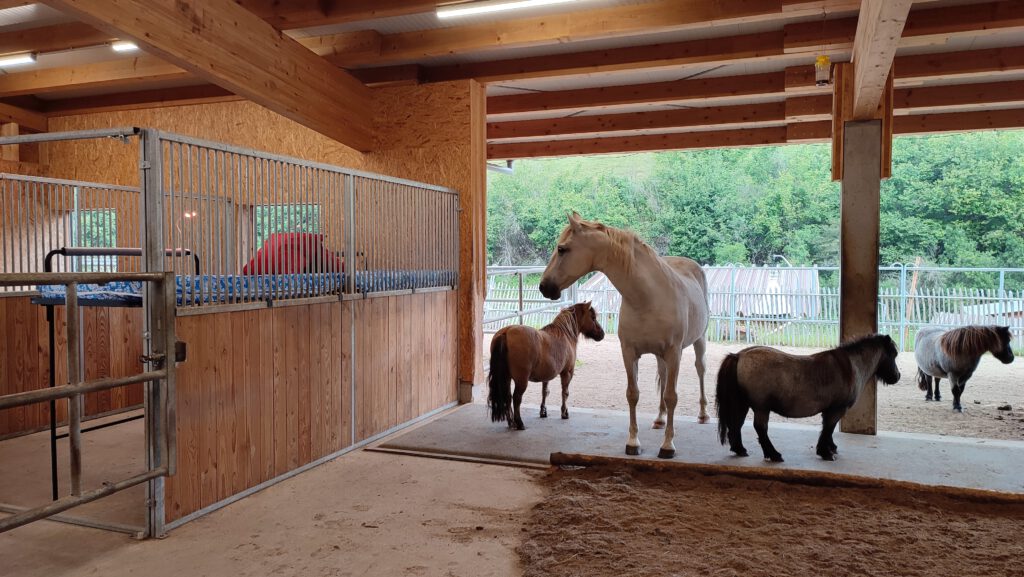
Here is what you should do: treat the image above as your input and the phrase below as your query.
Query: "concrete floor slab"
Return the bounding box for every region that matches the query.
[379,403,1024,495]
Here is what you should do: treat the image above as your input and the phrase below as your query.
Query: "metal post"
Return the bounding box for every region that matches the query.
[139,128,167,538]
[898,263,907,351]
[344,174,355,294]
[65,282,82,497]
[728,266,737,342]
[999,270,1006,324]
[517,272,524,325]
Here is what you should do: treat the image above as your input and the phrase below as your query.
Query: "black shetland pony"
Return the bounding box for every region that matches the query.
[716,334,901,462]
[914,325,1014,411]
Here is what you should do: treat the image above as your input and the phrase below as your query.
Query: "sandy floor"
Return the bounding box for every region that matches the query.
[521,466,1024,577]
[481,335,1024,441]
[0,450,543,577]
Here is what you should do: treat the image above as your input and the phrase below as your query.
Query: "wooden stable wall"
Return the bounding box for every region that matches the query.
[40,78,486,388]
[0,296,144,438]
[166,290,457,524]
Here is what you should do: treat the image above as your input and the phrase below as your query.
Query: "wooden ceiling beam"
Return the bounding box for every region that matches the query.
[784,0,1024,54]
[423,31,787,83]
[42,0,374,151]
[850,0,912,119]
[0,56,188,97]
[488,102,786,141]
[0,21,115,55]
[489,72,786,116]
[237,0,439,30]
[488,126,788,159]
[894,108,1024,135]
[895,45,1024,83]
[325,0,822,68]
[0,100,47,132]
[44,84,241,116]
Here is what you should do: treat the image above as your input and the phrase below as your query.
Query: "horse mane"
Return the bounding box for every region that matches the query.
[836,334,890,354]
[559,218,655,274]
[939,326,1000,357]
[544,306,580,341]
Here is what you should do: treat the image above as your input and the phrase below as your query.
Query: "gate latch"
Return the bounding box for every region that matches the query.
[139,353,167,369]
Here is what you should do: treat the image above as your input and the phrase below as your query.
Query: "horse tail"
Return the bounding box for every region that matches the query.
[487,332,514,425]
[716,353,742,446]
[916,368,929,391]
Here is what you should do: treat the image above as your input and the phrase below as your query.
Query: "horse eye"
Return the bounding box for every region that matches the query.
[557,246,568,255]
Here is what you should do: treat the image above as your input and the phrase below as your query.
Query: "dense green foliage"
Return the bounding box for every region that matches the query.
[487,132,1024,270]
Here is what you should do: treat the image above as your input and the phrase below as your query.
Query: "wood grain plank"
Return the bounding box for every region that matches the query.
[355,299,369,442]
[297,305,312,465]
[415,293,427,415]
[388,296,398,429]
[0,299,10,435]
[124,308,145,407]
[167,316,201,522]
[272,307,288,477]
[213,313,234,506]
[340,300,352,449]
[244,309,262,486]
[372,297,387,436]
[285,306,300,470]
[259,308,275,483]
[230,311,249,495]
[309,305,323,459]
[93,307,112,415]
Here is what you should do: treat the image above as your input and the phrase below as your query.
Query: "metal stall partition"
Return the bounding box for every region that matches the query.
[0,128,177,538]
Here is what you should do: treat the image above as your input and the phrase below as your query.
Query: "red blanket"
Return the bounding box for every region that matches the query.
[242,232,343,275]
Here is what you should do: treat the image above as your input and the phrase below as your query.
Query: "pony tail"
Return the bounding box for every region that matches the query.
[716,353,741,446]
[916,368,928,391]
[487,333,514,426]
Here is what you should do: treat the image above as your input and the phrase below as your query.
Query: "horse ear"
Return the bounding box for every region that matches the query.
[568,211,582,231]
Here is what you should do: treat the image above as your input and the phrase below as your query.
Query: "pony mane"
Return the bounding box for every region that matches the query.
[559,218,654,274]
[939,326,1000,357]
[544,305,580,341]
[836,334,890,354]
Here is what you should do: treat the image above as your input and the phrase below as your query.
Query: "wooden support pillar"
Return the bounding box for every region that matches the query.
[458,80,487,403]
[839,119,882,435]
[1,123,19,162]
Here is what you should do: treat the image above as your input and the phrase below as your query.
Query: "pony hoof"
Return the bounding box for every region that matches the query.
[767,455,784,463]
[651,420,665,430]
[625,445,641,456]
[697,415,710,424]
[819,453,835,462]
[561,413,569,420]
[732,448,749,457]
[657,448,675,459]
[953,407,963,413]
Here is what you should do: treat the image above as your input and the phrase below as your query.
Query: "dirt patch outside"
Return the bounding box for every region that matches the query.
[520,466,1024,577]
[480,335,1024,441]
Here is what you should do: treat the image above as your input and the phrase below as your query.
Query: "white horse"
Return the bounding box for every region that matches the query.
[539,212,710,458]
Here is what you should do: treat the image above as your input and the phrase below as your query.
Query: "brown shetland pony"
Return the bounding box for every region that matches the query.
[914,325,1014,411]
[487,302,605,430]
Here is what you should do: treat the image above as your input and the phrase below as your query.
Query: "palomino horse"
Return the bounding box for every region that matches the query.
[487,302,605,430]
[716,334,901,462]
[539,213,709,458]
[915,325,1014,412]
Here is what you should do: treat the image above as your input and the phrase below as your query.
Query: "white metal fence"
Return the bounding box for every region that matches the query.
[484,264,1024,353]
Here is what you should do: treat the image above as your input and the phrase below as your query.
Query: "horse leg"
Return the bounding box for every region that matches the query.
[728,401,750,457]
[540,381,549,418]
[622,347,642,456]
[657,347,683,459]
[560,372,571,419]
[653,357,667,429]
[512,379,528,430]
[693,337,710,424]
[950,376,964,413]
[753,409,783,462]
[934,378,941,402]
[816,407,844,461]
[924,374,933,401]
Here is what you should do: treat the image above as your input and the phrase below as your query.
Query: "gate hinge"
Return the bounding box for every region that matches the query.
[140,160,152,170]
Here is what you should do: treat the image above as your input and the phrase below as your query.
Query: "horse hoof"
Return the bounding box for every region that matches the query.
[767,455,784,463]
[819,453,835,462]
[953,407,963,413]
[561,413,569,420]
[697,415,710,424]
[732,448,749,457]
[651,420,665,430]
[625,445,641,456]
[539,409,547,418]
[925,396,933,402]
[657,448,675,459]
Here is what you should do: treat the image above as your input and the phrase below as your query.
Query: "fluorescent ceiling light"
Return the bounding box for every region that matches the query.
[437,0,580,19]
[0,52,36,68]
[111,41,139,52]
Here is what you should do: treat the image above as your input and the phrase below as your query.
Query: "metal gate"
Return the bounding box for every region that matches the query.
[0,271,176,537]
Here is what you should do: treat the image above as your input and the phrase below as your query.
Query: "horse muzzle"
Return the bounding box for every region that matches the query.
[538,279,561,300]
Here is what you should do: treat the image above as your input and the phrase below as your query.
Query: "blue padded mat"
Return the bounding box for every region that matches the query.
[33,270,457,306]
